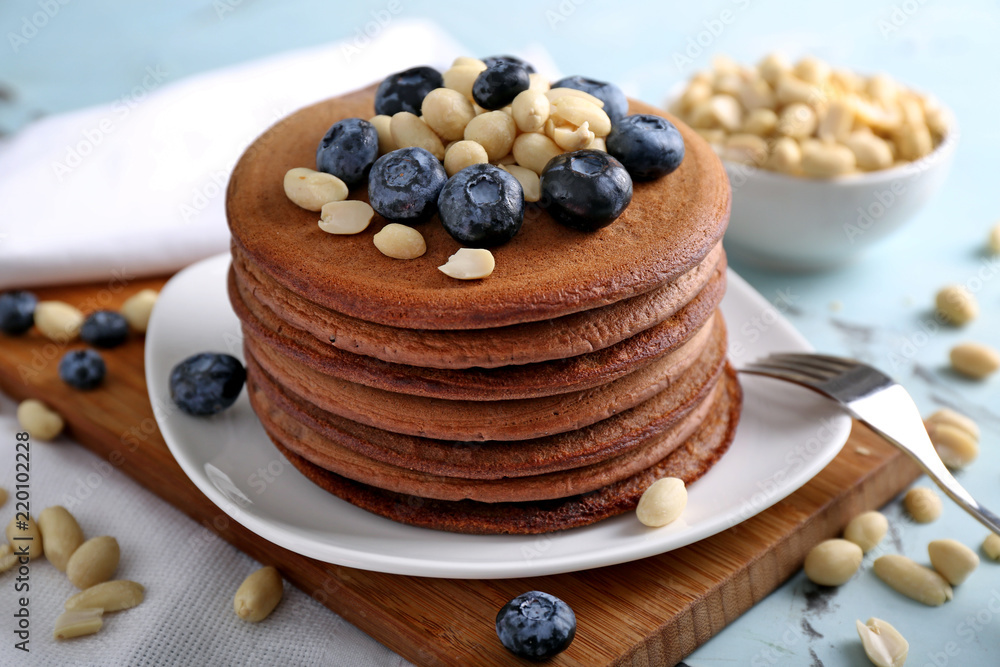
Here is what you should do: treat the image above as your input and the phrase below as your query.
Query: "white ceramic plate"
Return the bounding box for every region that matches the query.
[146,253,851,579]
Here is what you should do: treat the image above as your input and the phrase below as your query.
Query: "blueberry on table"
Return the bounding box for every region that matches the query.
[170,353,246,417]
[438,164,524,247]
[316,118,379,187]
[540,150,632,232]
[80,310,129,348]
[368,147,448,224]
[0,290,37,335]
[606,114,685,180]
[482,55,537,74]
[59,349,106,390]
[552,75,629,122]
[496,591,576,660]
[473,61,531,110]
[374,66,443,116]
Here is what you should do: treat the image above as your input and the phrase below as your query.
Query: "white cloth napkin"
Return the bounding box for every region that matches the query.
[0,392,414,667]
[0,19,558,290]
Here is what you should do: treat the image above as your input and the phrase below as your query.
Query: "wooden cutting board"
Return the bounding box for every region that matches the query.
[0,277,921,666]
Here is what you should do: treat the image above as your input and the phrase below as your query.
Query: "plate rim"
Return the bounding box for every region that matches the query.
[146,253,851,578]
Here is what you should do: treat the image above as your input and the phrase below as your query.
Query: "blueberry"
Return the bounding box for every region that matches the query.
[368,147,448,224]
[0,291,37,335]
[606,114,685,181]
[540,150,632,231]
[438,164,524,247]
[374,66,443,116]
[59,349,106,390]
[481,55,536,74]
[80,311,129,348]
[169,353,246,417]
[316,118,379,187]
[496,591,576,660]
[551,75,628,122]
[473,61,531,110]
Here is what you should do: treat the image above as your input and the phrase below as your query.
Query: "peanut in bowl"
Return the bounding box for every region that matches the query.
[668,55,958,271]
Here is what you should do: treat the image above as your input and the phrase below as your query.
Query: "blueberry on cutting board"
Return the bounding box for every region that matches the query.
[0,290,37,335]
[170,353,246,416]
[496,591,576,660]
[59,349,106,390]
[80,311,129,348]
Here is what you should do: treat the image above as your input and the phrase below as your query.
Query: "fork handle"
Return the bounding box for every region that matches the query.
[849,390,1000,536]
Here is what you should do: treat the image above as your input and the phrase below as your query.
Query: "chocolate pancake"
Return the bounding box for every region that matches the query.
[269,365,741,535]
[244,332,726,479]
[231,243,725,369]
[244,313,724,441]
[230,259,726,400]
[226,86,730,330]
[249,373,723,502]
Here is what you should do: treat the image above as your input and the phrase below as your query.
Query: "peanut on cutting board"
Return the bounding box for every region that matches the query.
[873,554,953,606]
[120,289,158,333]
[234,566,284,622]
[16,399,65,442]
[803,539,863,586]
[34,301,84,342]
[670,54,949,177]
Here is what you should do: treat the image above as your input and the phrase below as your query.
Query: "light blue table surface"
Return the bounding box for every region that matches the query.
[3,1,999,664]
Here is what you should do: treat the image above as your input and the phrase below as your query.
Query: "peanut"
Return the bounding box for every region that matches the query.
[5,515,42,560]
[845,131,893,171]
[421,88,476,142]
[545,87,604,108]
[512,133,561,174]
[464,111,516,162]
[803,539,863,586]
[928,539,979,586]
[528,73,550,92]
[982,533,1000,561]
[874,554,953,605]
[989,221,1000,255]
[777,103,818,138]
[120,289,158,333]
[742,108,777,136]
[444,140,489,177]
[690,95,742,132]
[679,80,712,111]
[794,56,831,85]
[234,566,283,622]
[800,142,856,178]
[501,165,541,203]
[550,96,611,137]
[924,421,978,469]
[721,133,768,166]
[949,342,1000,379]
[282,167,348,211]
[904,487,942,523]
[317,200,374,235]
[925,408,979,440]
[551,121,595,152]
[757,53,790,86]
[390,112,444,160]
[451,56,486,69]
[738,77,775,111]
[66,536,119,589]
[34,301,84,342]
[369,114,397,155]
[511,89,550,133]
[38,506,84,572]
[0,487,6,507]
[636,478,687,528]
[843,511,888,553]
[765,137,802,174]
[373,224,426,260]
[54,609,103,640]
[16,399,64,441]
[856,617,908,667]
[65,580,145,612]
[817,100,854,143]
[438,248,495,280]
[935,284,977,325]
[443,65,486,100]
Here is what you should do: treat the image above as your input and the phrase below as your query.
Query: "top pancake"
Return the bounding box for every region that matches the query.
[227,85,731,330]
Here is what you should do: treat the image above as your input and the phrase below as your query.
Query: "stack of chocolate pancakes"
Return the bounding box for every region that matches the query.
[226,86,741,535]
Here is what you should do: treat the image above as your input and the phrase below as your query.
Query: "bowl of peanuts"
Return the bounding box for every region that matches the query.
[669,54,957,271]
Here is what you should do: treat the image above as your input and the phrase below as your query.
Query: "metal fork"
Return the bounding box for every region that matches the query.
[741,352,1000,535]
